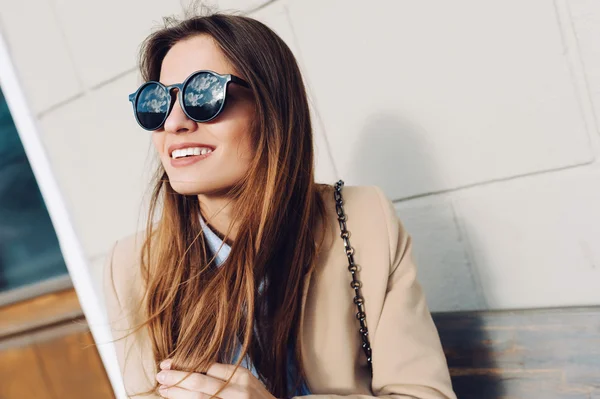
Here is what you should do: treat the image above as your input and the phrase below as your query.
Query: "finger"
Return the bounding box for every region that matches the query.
[157,369,245,398]
[158,384,214,399]
[160,358,173,370]
[205,363,243,383]
[157,370,225,394]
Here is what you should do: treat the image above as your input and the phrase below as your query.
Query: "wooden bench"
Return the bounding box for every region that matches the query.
[0,288,114,399]
[432,307,600,399]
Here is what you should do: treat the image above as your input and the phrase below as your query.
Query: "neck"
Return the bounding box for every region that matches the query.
[197,193,238,241]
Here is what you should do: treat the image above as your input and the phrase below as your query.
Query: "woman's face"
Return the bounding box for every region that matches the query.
[153,34,255,196]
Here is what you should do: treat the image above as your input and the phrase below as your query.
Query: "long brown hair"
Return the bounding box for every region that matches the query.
[123,8,331,398]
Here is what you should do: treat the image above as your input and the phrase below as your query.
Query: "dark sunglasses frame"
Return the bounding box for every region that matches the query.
[128,69,250,131]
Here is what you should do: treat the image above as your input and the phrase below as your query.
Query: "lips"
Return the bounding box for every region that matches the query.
[167,142,216,158]
[170,149,213,168]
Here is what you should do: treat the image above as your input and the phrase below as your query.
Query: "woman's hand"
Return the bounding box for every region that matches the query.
[156,358,279,399]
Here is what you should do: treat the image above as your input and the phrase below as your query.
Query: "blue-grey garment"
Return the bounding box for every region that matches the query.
[199,213,311,396]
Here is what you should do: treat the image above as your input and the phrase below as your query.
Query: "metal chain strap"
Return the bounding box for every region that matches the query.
[333,179,373,374]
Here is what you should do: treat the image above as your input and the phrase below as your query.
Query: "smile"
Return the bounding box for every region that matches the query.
[171,147,213,159]
[169,148,214,168]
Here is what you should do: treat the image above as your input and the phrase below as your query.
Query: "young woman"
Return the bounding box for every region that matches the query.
[103,11,457,399]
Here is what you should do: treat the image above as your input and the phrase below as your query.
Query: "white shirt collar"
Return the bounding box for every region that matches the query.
[199,212,231,266]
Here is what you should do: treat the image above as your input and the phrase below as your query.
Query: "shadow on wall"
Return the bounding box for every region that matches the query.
[348,112,437,199]
[348,112,504,398]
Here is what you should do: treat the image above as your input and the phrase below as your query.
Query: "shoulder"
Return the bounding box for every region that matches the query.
[102,229,148,314]
[318,182,398,223]
[112,229,147,269]
[316,182,409,275]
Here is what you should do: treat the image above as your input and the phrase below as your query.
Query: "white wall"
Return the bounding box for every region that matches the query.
[1,0,599,323]
[3,1,599,396]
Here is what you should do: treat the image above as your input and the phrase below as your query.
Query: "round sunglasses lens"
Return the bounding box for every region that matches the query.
[135,83,169,130]
[183,73,225,121]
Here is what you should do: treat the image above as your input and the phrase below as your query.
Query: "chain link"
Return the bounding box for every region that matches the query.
[333,180,373,374]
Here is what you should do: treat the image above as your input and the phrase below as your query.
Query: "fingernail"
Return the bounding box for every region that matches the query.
[160,359,172,370]
[157,371,166,383]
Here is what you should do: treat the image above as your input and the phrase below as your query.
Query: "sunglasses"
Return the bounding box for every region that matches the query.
[128,69,250,131]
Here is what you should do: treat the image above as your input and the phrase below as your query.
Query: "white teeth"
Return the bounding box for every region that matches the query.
[171,147,213,159]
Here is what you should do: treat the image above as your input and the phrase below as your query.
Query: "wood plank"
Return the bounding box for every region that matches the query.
[0,316,89,351]
[0,342,55,399]
[0,288,83,339]
[0,287,114,398]
[432,307,600,399]
[35,330,115,399]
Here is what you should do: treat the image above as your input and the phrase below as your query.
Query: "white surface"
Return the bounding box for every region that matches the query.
[49,0,273,90]
[215,0,273,12]
[569,0,600,126]
[285,0,594,199]
[38,71,154,259]
[2,0,598,310]
[7,0,598,312]
[0,30,126,399]
[252,1,339,183]
[396,196,486,312]
[0,0,82,114]
[2,1,600,395]
[452,165,600,309]
[51,0,182,89]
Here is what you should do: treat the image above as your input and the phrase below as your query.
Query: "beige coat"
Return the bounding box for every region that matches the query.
[103,184,457,399]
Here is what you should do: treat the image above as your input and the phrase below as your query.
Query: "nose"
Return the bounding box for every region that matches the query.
[163,89,197,134]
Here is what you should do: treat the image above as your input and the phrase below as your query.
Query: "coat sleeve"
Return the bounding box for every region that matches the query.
[103,238,161,399]
[293,185,457,399]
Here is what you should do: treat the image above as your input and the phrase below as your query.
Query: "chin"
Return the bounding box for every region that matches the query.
[167,180,205,196]
[168,179,235,197]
